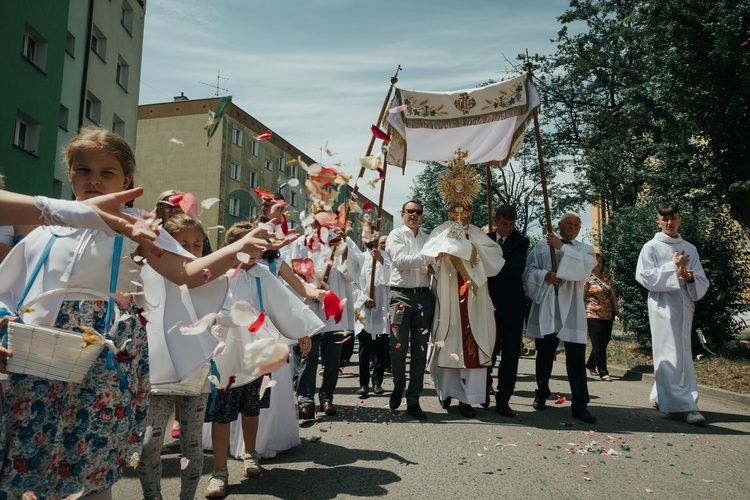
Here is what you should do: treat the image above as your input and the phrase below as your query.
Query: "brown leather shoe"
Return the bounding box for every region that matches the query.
[321,401,337,416]
[299,406,315,420]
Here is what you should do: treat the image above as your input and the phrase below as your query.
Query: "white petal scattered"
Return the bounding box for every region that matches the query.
[230,301,256,326]
[236,252,250,264]
[169,138,185,146]
[180,457,190,470]
[201,197,220,209]
[288,178,300,187]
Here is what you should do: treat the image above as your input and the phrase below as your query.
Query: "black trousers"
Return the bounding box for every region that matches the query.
[535,332,590,411]
[586,318,614,376]
[488,313,525,405]
[358,330,389,387]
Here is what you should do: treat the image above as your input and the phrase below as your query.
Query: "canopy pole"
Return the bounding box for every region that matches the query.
[526,63,558,294]
[368,162,388,297]
[486,164,493,233]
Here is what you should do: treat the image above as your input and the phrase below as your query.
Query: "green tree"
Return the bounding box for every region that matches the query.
[603,203,749,350]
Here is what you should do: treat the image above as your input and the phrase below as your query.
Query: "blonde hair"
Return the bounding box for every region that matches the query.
[64,127,136,178]
[156,189,179,206]
[163,213,205,239]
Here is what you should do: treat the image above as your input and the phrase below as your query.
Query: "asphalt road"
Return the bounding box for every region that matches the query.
[114,353,750,499]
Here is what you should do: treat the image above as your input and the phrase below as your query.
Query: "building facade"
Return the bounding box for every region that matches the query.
[1,0,146,198]
[135,96,392,250]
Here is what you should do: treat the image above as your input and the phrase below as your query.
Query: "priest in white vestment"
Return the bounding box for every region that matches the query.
[421,160,504,418]
[524,212,598,423]
[635,204,709,425]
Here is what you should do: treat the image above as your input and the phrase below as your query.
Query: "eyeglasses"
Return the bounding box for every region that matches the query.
[158,203,181,214]
[404,209,423,215]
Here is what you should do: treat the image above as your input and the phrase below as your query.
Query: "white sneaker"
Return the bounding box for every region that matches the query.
[684,410,706,425]
[204,468,228,498]
[242,450,262,477]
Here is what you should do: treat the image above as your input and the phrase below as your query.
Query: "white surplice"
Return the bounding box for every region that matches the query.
[353,249,391,336]
[636,232,709,413]
[524,239,597,345]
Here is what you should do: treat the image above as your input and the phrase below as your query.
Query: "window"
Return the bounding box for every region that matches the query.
[85,91,101,123]
[22,25,48,71]
[228,197,241,217]
[249,171,257,188]
[250,139,258,155]
[249,205,257,218]
[264,159,272,170]
[290,163,298,179]
[278,155,285,172]
[116,56,129,90]
[112,114,125,136]
[65,31,75,56]
[230,162,241,181]
[121,0,134,34]
[59,105,69,130]
[232,127,243,147]
[91,25,107,60]
[290,191,297,207]
[288,220,295,230]
[14,112,40,155]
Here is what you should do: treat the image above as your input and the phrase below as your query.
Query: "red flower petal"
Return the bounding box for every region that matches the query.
[253,188,269,198]
[395,342,402,349]
[323,290,344,323]
[257,130,272,141]
[396,304,405,312]
[362,201,373,211]
[291,258,316,283]
[248,312,266,333]
[554,394,567,405]
[225,375,237,391]
[114,349,136,363]
[370,125,391,143]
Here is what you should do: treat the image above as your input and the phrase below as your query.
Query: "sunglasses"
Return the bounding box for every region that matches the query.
[158,203,181,213]
[404,209,423,215]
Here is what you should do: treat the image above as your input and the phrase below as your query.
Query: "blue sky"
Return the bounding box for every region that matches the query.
[138,0,573,228]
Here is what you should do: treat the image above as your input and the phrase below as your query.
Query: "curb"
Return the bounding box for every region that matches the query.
[555,354,750,408]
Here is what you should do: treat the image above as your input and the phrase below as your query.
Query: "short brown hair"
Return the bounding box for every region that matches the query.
[495,204,517,221]
[401,199,423,213]
[657,204,680,217]
[223,220,256,247]
[163,213,205,239]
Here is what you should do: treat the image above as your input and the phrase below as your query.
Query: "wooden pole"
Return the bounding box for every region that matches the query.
[525,63,558,293]
[324,66,401,285]
[485,164,493,233]
[368,162,388,297]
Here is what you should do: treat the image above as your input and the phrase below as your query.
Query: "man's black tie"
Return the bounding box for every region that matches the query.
[561,239,573,245]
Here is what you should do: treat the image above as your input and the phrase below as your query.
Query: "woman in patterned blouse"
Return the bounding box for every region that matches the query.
[584,253,624,381]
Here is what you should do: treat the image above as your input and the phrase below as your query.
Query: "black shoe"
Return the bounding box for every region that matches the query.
[572,408,598,424]
[533,394,547,411]
[439,397,452,410]
[458,402,477,418]
[356,385,369,397]
[373,384,385,395]
[406,403,427,420]
[495,403,516,418]
[389,389,403,410]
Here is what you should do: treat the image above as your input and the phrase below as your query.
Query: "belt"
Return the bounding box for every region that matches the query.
[391,286,430,294]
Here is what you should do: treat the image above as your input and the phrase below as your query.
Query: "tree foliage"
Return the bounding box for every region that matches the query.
[523,0,750,347]
[602,203,749,350]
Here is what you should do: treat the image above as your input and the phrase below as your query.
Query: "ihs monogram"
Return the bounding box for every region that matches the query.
[453,92,476,116]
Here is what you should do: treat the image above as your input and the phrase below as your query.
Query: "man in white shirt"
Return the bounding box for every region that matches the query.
[385,200,435,420]
[523,212,598,423]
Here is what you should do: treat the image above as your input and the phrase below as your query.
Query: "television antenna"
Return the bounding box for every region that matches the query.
[199,70,230,97]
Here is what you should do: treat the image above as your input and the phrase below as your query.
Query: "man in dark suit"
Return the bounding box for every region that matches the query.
[486,205,530,417]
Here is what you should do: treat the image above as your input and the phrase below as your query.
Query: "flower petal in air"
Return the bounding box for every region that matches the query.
[201,197,220,209]
[323,290,344,323]
[371,125,391,142]
[554,394,567,405]
[202,268,212,282]
[259,374,278,399]
[450,353,460,362]
[245,338,291,376]
[212,342,226,357]
[180,313,218,336]
[363,201,373,211]
[256,130,272,140]
[248,312,266,333]
[359,155,382,171]
[169,138,184,146]
[292,258,316,283]
[230,301,256,326]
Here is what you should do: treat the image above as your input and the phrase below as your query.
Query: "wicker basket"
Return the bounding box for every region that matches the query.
[6,288,121,384]
[151,362,211,396]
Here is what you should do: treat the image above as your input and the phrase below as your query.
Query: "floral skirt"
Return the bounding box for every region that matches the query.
[0,300,150,499]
